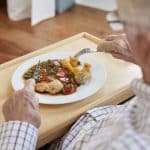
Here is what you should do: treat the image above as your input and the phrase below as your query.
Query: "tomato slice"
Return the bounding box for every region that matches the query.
[41,76,53,82]
[39,69,47,75]
[63,84,76,95]
[56,70,65,77]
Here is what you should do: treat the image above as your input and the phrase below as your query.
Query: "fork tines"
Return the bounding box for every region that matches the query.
[74,48,92,57]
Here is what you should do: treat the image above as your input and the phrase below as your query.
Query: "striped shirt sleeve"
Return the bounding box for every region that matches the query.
[0,121,38,150]
[49,79,150,150]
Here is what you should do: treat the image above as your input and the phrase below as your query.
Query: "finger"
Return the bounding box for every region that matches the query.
[111,52,127,59]
[105,34,126,41]
[17,90,39,111]
[28,98,39,110]
[27,93,39,109]
[105,35,119,41]
[111,52,135,63]
[21,90,39,110]
[97,41,120,53]
[24,79,35,91]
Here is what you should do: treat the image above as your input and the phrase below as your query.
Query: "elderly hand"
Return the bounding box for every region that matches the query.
[97,30,150,85]
[97,34,136,63]
[3,79,41,128]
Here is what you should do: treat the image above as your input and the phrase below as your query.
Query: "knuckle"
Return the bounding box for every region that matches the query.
[2,101,9,115]
[3,100,9,109]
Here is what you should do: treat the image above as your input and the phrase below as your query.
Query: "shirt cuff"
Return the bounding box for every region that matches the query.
[131,79,150,101]
[0,121,38,150]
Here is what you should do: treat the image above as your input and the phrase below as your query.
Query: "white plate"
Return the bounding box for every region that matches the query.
[11,51,107,104]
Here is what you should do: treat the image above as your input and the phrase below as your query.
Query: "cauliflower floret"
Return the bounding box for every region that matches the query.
[75,71,91,85]
[74,63,91,85]
[82,63,91,72]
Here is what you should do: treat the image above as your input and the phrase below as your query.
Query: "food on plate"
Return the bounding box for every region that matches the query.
[69,56,80,67]
[23,57,91,95]
[74,63,91,84]
[75,71,91,85]
[35,79,63,94]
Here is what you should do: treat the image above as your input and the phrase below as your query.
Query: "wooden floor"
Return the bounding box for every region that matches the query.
[0,5,116,64]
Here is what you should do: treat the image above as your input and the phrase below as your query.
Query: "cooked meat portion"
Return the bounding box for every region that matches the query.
[35,82,48,93]
[35,79,63,94]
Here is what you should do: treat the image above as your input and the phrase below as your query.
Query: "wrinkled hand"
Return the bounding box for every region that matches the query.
[3,79,41,128]
[97,34,136,63]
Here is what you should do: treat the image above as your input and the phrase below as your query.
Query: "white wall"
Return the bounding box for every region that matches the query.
[75,0,117,11]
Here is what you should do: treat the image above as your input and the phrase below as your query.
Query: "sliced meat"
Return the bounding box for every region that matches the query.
[35,79,63,94]
[35,82,49,93]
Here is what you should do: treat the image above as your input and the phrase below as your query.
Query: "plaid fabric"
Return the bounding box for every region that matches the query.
[0,121,38,150]
[49,79,150,150]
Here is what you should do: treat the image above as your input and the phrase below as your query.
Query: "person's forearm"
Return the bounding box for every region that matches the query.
[0,121,38,150]
[131,79,150,101]
[143,69,150,85]
[131,79,150,119]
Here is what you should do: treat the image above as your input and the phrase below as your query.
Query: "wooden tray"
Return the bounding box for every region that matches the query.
[0,32,141,148]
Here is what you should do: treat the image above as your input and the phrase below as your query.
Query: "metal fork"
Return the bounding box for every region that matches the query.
[33,60,40,79]
[74,48,96,57]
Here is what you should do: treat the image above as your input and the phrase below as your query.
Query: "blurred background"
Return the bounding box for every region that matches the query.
[0,0,123,64]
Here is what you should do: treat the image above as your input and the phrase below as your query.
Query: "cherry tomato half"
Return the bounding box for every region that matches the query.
[41,76,53,82]
[39,69,47,75]
[56,69,65,77]
[62,84,76,95]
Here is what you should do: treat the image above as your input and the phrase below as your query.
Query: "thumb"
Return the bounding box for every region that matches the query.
[24,79,36,91]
